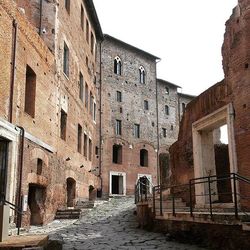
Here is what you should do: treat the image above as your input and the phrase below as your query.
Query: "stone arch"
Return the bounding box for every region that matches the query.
[66,177,76,207]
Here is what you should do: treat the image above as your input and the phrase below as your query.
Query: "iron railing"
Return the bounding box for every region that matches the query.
[135,176,153,204]
[135,173,250,220]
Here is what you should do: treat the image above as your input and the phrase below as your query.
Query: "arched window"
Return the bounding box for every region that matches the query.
[37,158,43,175]
[139,66,145,84]
[114,56,122,75]
[113,144,122,164]
[165,105,169,115]
[140,149,148,167]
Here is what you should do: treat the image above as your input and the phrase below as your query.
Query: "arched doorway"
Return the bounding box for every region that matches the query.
[159,153,170,185]
[66,177,76,207]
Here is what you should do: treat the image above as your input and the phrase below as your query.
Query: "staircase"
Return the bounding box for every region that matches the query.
[55,208,81,220]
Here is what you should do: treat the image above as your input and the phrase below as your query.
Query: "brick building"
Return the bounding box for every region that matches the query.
[0,0,102,228]
[169,0,250,210]
[98,35,193,196]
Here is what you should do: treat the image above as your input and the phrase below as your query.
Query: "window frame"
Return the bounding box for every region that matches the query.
[115,119,122,136]
[63,42,69,77]
[114,56,122,75]
[139,66,146,84]
[134,124,140,138]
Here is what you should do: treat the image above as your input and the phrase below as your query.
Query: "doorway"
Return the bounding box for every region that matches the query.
[0,138,9,200]
[110,171,126,195]
[66,177,76,207]
[28,184,46,225]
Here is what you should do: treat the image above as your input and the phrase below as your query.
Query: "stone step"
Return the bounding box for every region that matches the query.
[55,208,81,220]
[54,214,80,219]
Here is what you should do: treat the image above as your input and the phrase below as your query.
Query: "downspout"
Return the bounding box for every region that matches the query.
[38,0,43,36]
[9,20,17,123]
[155,59,161,186]
[16,126,25,235]
[98,40,103,196]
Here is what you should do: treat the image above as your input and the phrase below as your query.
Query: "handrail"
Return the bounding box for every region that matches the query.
[136,172,250,221]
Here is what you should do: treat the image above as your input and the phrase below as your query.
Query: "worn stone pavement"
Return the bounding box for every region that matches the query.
[26,197,207,250]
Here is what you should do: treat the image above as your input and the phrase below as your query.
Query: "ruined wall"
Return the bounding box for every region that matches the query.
[0,0,100,227]
[170,0,250,208]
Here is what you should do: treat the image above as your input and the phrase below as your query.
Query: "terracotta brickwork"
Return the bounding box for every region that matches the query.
[0,0,101,227]
[170,0,250,208]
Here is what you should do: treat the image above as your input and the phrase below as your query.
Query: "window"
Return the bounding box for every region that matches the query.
[116,91,122,102]
[95,146,99,156]
[24,65,36,118]
[165,87,169,94]
[89,138,92,161]
[93,102,96,121]
[85,83,88,109]
[63,42,69,77]
[86,19,89,43]
[171,125,174,131]
[139,66,145,84]
[79,72,83,101]
[37,159,43,175]
[165,105,169,115]
[90,91,93,115]
[65,0,70,13]
[162,128,167,138]
[60,109,67,140]
[134,124,140,138]
[91,32,94,54]
[182,103,186,113]
[144,100,149,110]
[140,149,148,167]
[115,120,122,135]
[112,144,122,164]
[114,56,121,75]
[84,133,88,157]
[81,5,84,30]
[77,124,82,153]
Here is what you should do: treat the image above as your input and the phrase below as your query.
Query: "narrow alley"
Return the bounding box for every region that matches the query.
[26,197,207,250]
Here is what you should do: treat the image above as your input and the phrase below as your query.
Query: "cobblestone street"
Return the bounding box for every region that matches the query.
[26,197,207,250]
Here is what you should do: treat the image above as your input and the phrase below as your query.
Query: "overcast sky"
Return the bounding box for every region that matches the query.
[93,0,237,96]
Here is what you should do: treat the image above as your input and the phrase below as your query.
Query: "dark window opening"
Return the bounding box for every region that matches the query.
[115,120,122,135]
[89,138,92,161]
[112,144,122,164]
[165,87,169,94]
[182,103,186,113]
[0,139,9,199]
[170,125,174,130]
[85,83,88,109]
[139,66,145,84]
[65,0,70,13]
[95,146,99,156]
[140,149,148,167]
[90,91,93,116]
[144,100,149,110]
[134,124,140,138]
[60,110,67,140]
[24,65,36,118]
[84,133,88,158]
[63,42,69,77]
[79,72,83,101]
[162,128,167,138]
[77,124,82,153]
[165,105,169,115]
[37,158,43,175]
[116,91,122,102]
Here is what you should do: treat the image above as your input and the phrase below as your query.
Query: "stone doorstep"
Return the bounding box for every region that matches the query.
[0,235,48,248]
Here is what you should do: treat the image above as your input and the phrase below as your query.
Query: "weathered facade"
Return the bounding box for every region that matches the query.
[170,0,250,209]
[98,36,193,196]
[0,0,102,228]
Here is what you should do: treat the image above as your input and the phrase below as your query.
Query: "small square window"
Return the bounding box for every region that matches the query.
[165,87,169,94]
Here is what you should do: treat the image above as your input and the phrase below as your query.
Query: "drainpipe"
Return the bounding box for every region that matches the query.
[38,0,43,36]
[98,40,103,196]
[16,126,25,235]
[9,20,17,123]
[155,59,161,186]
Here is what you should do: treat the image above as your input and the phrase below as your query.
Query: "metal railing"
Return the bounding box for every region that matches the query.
[0,193,23,235]
[135,173,250,220]
[135,176,153,204]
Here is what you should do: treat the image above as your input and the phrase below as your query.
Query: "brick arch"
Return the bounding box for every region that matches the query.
[30,148,49,167]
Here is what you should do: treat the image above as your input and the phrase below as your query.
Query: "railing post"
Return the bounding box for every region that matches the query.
[160,185,163,216]
[233,173,238,220]
[145,183,148,201]
[189,179,193,217]
[208,176,213,220]
[140,183,143,202]
[134,184,137,204]
[153,187,156,216]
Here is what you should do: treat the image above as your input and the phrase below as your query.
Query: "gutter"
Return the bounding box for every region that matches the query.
[9,20,17,123]
[16,126,25,235]
[38,0,43,36]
